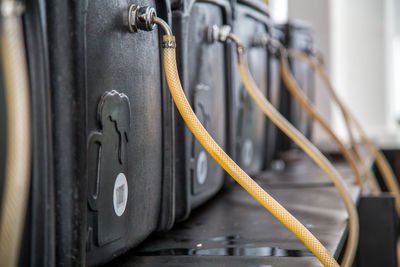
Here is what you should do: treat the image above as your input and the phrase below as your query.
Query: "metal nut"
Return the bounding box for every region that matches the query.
[128,5,156,33]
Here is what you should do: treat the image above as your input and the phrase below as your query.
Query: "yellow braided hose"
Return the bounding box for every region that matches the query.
[0,2,32,266]
[288,50,400,215]
[162,35,339,267]
[279,49,363,191]
[287,50,380,195]
[235,46,358,267]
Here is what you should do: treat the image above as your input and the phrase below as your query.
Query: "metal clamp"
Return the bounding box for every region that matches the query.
[162,40,176,48]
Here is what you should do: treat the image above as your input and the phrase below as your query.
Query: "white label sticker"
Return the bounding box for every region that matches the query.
[196,150,208,185]
[242,139,254,167]
[113,173,128,216]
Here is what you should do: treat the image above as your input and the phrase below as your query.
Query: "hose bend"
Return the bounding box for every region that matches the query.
[0,2,32,266]
[279,49,364,190]
[162,34,339,267]
[288,50,400,215]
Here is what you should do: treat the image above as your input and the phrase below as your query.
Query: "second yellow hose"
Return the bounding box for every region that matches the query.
[288,50,400,215]
[162,34,340,267]
[287,49,381,195]
[236,49,358,267]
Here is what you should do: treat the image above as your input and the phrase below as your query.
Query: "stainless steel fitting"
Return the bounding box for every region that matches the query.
[128,4,172,36]
[128,5,156,33]
[252,33,270,47]
[208,24,232,43]
[251,33,284,57]
[207,24,245,56]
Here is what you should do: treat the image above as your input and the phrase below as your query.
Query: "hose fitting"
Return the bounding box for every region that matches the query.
[252,33,270,47]
[128,5,156,33]
[209,25,245,59]
[128,4,174,47]
[251,33,284,58]
[209,24,232,42]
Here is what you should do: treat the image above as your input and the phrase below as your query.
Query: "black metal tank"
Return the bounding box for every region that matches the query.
[267,25,284,162]
[171,0,233,222]
[233,0,280,174]
[19,0,175,266]
[275,21,315,153]
[84,1,174,265]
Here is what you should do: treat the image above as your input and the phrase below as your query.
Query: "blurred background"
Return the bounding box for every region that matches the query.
[269,0,400,149]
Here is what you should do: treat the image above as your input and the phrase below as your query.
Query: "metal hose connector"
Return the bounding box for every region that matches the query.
[0,1,32,266]
[128,4,173,36]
